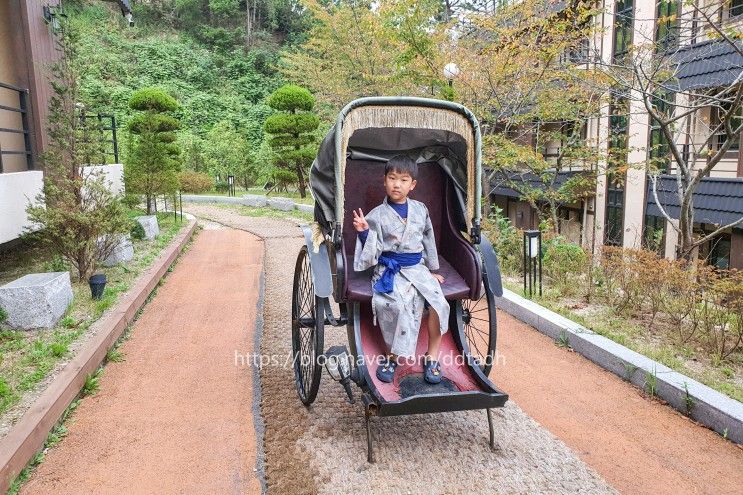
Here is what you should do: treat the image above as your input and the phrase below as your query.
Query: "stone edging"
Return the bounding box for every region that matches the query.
[0,219,198,492]
[496,288,743,444]
[181,194,314,214]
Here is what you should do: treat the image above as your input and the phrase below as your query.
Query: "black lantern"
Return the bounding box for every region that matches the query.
[227,174,235,197]
[523,230,542,298]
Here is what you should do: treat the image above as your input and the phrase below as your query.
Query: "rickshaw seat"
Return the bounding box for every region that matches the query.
[345,256,470,301]
[342,159,481,302]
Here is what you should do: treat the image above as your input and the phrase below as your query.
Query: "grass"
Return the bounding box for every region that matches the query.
[213,202,314,222]
[502,277,743,403]
[0,211,188,417]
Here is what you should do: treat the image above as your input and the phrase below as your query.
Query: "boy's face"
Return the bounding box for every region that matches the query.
[384,169,417,203]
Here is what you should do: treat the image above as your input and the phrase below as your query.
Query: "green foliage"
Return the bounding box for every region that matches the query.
[264,84,319,198]
[131,221,146,240]
[482,206,522,275]
[543,239,588,293]
[125,87,182,213]
[0,307,7,324]
[128,87,179,112]
[267,84,315,111]
[215,180,230,193]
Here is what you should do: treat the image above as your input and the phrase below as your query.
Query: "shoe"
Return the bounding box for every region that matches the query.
[423,357,443,384]
[376,356,398,383]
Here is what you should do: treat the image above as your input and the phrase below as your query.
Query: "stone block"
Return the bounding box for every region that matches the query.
[266,197,294,211]
[0,272,73,329]
[99,235,134,267]
[136,215,160,240]
[242,195,268,208]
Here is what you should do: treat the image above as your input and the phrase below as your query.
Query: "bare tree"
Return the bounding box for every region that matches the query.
[594,0,743,259]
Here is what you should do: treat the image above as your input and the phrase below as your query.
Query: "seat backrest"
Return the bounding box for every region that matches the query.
[342,160,444,256]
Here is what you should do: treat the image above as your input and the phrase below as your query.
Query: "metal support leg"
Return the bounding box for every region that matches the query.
[365,408,375,463]
[486,408,499,452]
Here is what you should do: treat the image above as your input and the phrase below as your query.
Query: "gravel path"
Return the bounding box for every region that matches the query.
[186,204,616,495]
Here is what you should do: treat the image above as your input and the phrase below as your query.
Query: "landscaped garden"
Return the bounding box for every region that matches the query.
[485,211,743,402]
[0,211,190,423]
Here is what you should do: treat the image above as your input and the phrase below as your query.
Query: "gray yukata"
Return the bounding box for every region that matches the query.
[354,197,450,358]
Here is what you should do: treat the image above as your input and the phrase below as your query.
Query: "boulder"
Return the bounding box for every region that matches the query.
[136,215,160,240]
[99,235,134,267]
[0,272,73,330]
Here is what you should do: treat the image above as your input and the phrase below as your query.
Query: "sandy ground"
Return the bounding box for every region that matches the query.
[21,228,265,494]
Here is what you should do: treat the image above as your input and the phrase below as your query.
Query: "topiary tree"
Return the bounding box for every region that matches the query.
[125,87,181,214]
[263,84,319,198]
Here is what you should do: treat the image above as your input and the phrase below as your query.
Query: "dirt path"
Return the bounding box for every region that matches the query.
[493,312,743,495]
[21,228,265,494]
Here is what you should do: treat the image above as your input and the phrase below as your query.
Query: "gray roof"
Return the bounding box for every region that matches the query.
[675,39,743,90]
[489,169,586,198]
[646,175,743,228]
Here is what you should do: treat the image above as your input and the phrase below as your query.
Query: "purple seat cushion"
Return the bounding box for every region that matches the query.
[346,255,470,301]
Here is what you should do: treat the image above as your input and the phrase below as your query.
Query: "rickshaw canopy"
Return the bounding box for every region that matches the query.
[308,97,483,237]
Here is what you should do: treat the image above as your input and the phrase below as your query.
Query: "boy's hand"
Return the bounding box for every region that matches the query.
[352,208,369,232]
[432,273,445,284]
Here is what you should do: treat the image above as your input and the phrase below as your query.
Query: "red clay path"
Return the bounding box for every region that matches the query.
[21,229,264,494]
[492,311,743,495]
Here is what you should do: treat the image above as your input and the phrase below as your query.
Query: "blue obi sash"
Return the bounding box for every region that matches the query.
[373,251,423,294]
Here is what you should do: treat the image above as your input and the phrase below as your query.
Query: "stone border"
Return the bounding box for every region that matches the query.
[181,194,315,214]
[496,288,743,444]
[0,219,198,492]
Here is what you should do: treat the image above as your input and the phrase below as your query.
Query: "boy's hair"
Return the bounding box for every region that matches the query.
[385,154,418,180]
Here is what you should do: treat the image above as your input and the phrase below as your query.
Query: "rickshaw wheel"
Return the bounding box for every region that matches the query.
[292,246,324,406]
[460,273,497,376]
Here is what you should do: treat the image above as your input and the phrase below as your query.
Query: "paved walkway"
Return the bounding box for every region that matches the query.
[22,228,264,494]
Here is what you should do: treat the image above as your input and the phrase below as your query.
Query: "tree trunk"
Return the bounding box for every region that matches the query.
[296,164,307,198]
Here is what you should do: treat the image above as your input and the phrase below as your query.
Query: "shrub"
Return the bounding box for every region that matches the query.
[543,241,587,293]
[131,221,146,240]
[179,171,213,193]
[481,206,522,276]
[0,307,7,324]
[215,180,229,193]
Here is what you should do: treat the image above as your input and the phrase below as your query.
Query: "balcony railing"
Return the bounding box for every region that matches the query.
[80,112,120,164]
[0,81,33,173]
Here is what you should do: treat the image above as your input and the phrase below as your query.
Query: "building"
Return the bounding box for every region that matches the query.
[490,0,743,269]
[0,0,131,246]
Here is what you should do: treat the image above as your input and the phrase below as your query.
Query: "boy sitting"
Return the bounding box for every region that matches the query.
[353,154,449,384]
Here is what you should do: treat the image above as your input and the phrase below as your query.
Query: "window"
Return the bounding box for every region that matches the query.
[696,225,732,269]
[713,102,742,152]
[648,89,675,172]
[730,0,743,18]
[606,92,629,247]
[655,0,680,52]
[643,214,666,254]
[613,0,634,62]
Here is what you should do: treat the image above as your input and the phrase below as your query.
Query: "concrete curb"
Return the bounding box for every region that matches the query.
[0,219,198,492]
[496,288,743,444]
[181,194,314,214]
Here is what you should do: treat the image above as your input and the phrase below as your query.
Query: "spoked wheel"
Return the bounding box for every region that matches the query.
[460,270,497,376]
[292,246,325,406]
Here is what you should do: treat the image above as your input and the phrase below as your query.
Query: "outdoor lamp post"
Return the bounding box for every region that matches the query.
[227,174,235,197]
[443,62,460,87]
[523,230,542,298]
[324,345,356,404]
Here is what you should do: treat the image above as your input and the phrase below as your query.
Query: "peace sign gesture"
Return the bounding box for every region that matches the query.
[352,208,369,232]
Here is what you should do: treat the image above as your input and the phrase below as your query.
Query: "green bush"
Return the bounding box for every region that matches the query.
[131,221,146,240]
[482,206,522,275]
[215,180,229,193]
[178,170,213,193]
[267,84,315,112]
[43,255,69,273]
[0,307,7,324]
[128,87,179,112]
[543,241,588,292]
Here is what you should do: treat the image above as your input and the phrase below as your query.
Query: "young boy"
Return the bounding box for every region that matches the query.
[352,154,449,385]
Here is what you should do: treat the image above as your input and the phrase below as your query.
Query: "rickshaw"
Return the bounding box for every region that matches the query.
[292,96,508,462]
